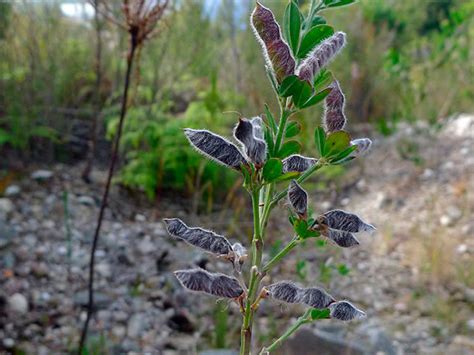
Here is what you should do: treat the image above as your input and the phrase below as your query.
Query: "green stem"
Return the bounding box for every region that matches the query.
[262,237,299,274]
[273,108,291,156]
[251,188,263,266]
[260,309,312,354]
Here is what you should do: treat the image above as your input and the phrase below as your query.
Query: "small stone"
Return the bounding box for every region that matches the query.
[31,262,49,278]
[457,244,467,254]
[0,198,13,216]
[96,263,112,278]
[440,215,452,227]
[466,319,474,331]
[127,313,145,337]
[340,198,350,206]
[446,205,462,221]
[8,293,28,314]
[31,169,54,180]
[137,236,154,255]
[77,196,95,206]
[5,185,21,197]
[112,325,127,339]
[135,214,146,222]
[421,169,434,180]
[3,338,14,348]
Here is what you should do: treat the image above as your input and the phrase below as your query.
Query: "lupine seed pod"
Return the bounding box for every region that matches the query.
[297,32,346,84]
[184,129,246,170]
[164,218,233,256]
[282,154,318,173]
[234,118,268,166]
[349,138,372,157]
[327,230,360,248]
[323,80,347,133]
[322,210,375,233]
[329,301,366,321]
[174,269,244,299]
[288,180,308,217]
[267,281,335,309]
[251,2,295,83]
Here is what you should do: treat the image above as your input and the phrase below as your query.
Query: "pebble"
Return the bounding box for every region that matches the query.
[5,185,21,197]
[0,198,13,216]
[8,293,28,314]
[3,338,14,348]
[127,314,145,338]
[31,170,54,180]
[77,195,95,206]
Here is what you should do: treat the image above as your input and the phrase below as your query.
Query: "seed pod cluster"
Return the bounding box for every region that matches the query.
[175,269,244,299]
[297,32,346,85]
[350,138,373,157]
[323,80,347,133]
[282,154,318,174]
[267,281,335,309]
[251,2,295,83]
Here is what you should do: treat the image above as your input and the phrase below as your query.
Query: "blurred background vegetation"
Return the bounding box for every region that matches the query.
[0,0,472,204]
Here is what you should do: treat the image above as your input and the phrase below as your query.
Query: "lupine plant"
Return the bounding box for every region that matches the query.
[164,1,375,353]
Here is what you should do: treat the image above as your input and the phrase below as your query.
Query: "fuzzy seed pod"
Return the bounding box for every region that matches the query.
[349,138,372,157]
[315,209,374,248]
[164,218,233,256]
[288,180,308,217]
[327,230,360,248]
[175,269,243,299]
[184,129,246,170]
[323,80,347,133]
[329,301,366,321]
[297,32,346,84]
[267,281,335,309]
[322,210,375,233]
[251,2,295,83]
[282,154,318,173]
[234,117,268,166]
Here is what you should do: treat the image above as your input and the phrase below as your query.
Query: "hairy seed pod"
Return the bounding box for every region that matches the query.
[323,80,347,133]
[329,301,366,321]
[234,117,268,166]
[282,154,318,173]
[174,269,243,299]
[251,2,295,83]
[184,129,246,170]
[267,281,334,309]
[231,242,247,261]
[288,180,308,217]
[164,218,233,256]
[322,210,375,233]
[327,230,360,248]
[297,32,346,84]
[349,138,372,157]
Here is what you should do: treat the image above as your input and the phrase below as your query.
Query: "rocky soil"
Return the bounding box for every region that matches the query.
[0,114,473,354]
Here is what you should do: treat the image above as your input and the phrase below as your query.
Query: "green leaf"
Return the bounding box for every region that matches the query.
[264,126,275,157]
[30,126,59,142]
[323,0,356,8]
[293,81,313,108]
[310,308,330,320]
[0,128,12,146]
[241,165,251,187]
[314,126,326,157]
[313,70,334,91]
[294,219,308,238]
[310,16,326,26]
[299,87,332,109]
[297,25,334,58]
[329,145,357,164]
[283,1,301,55]
[264,104,278,134]
[324,130,351,157]
[274,171,301,182]
[278,140,301,158]
[279,75,303,97]
[262,158,283,182]
[285,121,301,138]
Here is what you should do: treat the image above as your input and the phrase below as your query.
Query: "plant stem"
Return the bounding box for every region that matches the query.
[273,108,291,156]
[260,309,312,354]
[78,34,138,355]
[261,237,299,275]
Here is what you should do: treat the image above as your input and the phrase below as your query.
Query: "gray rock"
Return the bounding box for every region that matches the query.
[127,313,145,337]
[77,195,95,206]
[5,185,20,197]
[0,198,13,218]
[74,291,111,310]
[31,169,54,180]
[0,222,15,248]
[8,293,28,314]
[2,338,14,349]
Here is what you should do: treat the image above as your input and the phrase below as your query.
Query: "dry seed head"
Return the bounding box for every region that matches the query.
[122,0,168,45]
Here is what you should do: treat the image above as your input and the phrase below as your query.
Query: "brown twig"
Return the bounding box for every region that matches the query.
[77,30,138,355]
